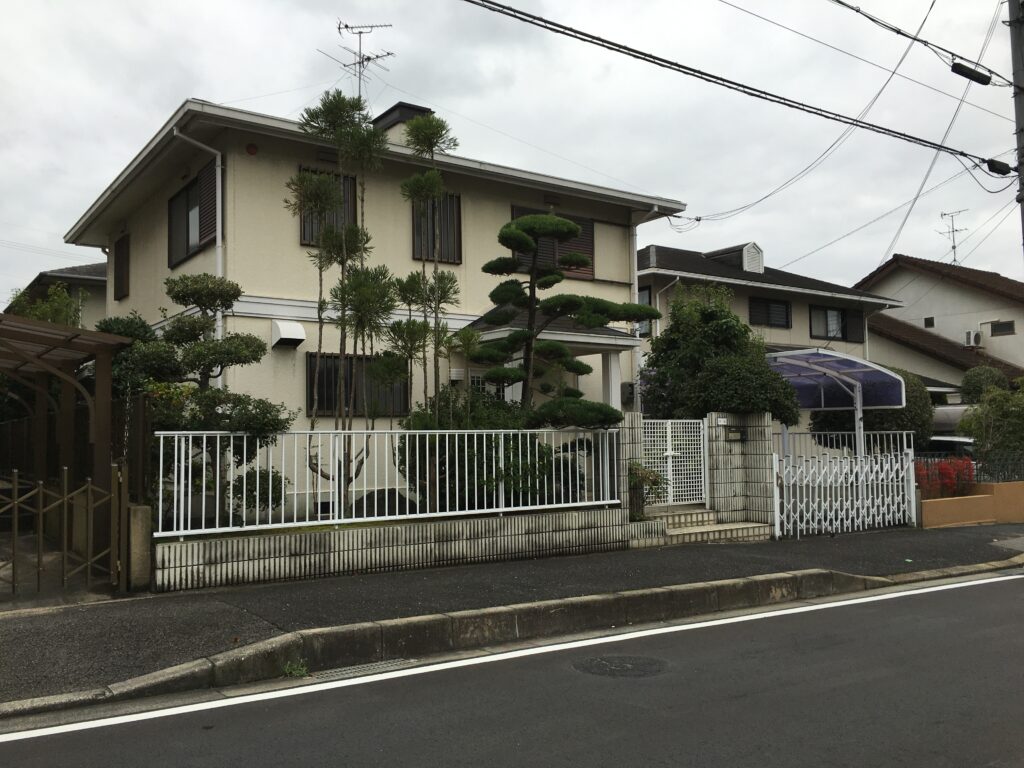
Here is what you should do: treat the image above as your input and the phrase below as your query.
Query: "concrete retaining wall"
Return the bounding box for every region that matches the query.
[155,507,631,592]
[922,481,1024,528]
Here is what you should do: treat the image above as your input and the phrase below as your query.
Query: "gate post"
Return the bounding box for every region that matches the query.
[620,412,642,516]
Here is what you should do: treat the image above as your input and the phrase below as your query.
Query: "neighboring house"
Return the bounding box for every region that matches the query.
[63,99,685,424]
[636,243,900,361]
[4,262,107,330]
[856,253,1024,381]
[866,313,1024,400]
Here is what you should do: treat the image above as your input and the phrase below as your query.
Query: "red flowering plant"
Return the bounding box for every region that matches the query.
[915,457,975,500]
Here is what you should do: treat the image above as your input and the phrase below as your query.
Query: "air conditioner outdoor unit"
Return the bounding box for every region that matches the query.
[964,329,982,347]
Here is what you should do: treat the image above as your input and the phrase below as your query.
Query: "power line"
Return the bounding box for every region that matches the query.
[779,149,1015,268]
[460,0,998,165]
[0,238,99,263]
[675,1,935,228]
[825,0,1013,86]
[717,0,1012,124]
[878,0,1003,263]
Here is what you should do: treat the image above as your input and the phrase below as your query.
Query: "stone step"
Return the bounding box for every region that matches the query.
[665,522,773,545]
[645,509,717,528]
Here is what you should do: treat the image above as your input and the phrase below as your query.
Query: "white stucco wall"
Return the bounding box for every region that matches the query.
[868,267,1024,367]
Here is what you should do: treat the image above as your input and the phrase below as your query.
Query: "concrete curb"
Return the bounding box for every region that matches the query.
[3,558,1022,720]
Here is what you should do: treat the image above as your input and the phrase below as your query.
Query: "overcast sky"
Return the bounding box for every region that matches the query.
[1,0,1020,306]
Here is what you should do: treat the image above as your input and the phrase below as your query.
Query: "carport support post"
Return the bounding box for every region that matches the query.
[32,371,48,481]
[853,382,865,457]
[92,348,113,490]
[57,364,76,477]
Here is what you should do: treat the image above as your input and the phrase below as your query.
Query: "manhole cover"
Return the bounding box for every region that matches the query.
[572,655,667,678]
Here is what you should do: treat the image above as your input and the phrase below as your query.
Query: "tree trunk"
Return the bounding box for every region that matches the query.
[521,254,539,410]
[310,266,325,429]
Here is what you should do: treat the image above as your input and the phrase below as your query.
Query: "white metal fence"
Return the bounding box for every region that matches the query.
[155,428,620,537]
[776,431,916,538]
[641,419,707,505]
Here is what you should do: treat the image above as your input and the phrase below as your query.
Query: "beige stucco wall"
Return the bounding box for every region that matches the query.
[103,149,220,323]
[868,268,1024,367]
[222,133,633,315]
[79,284,107,330]
[224,313,631,429]
[639,275,869,359]
[867,333,966,387]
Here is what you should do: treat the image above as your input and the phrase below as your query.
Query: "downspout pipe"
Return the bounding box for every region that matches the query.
[172,128,224,343]
[653,276,680,338]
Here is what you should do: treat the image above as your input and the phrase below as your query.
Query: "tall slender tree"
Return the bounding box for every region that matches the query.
[399,114,459,422]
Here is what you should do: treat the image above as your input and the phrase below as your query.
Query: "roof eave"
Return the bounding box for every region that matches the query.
[637,267,902,307]
[66,99,686,244]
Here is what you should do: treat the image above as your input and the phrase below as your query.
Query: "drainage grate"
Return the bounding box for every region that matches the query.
[311,659,418,682]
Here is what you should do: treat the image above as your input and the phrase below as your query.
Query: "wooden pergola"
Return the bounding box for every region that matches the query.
[0,314,130,487]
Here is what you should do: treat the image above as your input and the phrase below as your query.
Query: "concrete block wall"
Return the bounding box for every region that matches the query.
[154,507,632,592]
[706,412,775,524]
[619,412,642,515]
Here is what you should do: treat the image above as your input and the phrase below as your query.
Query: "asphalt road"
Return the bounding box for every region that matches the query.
[5,523,1023,703]
[4,575,1024,767]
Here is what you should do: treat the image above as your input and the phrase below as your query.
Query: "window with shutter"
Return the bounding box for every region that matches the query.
[749,297,790,328]
[637,286,652,337]
[299,168,357,247]
[810,306,849,341]
[411,193,462,264]
[510,205,595,280]
[113,234,129,300]
[305,352,409,417]
[167,160,219,268]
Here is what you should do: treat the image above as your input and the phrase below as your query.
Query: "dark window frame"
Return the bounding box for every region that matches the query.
[809,305,847,341]
[924,316,935,328]
[637,285,652,337]
[412,193,462,265]
[167,160,218,269]
[991,320,1016,337]
[305,352,409,418]
[299,166,357,247]
[510,205,595,280]
[113,234,130,301]
[748,296,791,329]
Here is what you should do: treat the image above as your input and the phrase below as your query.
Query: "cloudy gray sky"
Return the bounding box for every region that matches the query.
[1,0,1020,304]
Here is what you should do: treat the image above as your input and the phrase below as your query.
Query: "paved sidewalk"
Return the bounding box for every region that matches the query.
[3,524,1024,704]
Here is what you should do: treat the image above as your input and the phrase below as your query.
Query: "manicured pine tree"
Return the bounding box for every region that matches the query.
[477,212,660,427]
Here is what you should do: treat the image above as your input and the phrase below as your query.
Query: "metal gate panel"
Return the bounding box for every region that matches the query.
[642,419,706,505]
[778,450,915,537]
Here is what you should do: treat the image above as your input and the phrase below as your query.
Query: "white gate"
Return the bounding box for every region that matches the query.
[778,450,915,537]
[642,419,707,505]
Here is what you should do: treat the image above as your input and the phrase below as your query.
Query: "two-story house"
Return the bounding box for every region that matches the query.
[5,262,107,330]
[636,242,900,358]
[64,99,685,425]
[855,254,1024,388]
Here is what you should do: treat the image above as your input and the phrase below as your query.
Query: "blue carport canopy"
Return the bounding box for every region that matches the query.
[766,348,906,455]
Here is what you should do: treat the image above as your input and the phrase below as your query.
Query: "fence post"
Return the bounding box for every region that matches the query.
[771,453,782,539]
[620,412,642,515]
[905,449,918,528]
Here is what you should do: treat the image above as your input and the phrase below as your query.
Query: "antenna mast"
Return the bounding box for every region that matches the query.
[336,21,394,101]
[938,209,968,264]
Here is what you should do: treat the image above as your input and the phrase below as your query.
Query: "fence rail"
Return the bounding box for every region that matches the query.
[774,431,914,458]
[155,428,620,537]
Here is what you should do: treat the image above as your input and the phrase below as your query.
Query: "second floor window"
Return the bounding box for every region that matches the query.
[749,297,791,329]
[637,286,652,337]
[299,168,356,247]
[412,193,462,264]
[306,352,409,418]
[510,205,595,280]
[113,234,130,300]
[168,160,217,268]
[810,305,865,343]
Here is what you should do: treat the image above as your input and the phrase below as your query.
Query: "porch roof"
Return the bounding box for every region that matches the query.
[467,312,640,352]
[766,348,906,411]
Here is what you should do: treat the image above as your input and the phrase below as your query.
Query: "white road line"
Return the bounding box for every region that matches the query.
[1,574,1020,744]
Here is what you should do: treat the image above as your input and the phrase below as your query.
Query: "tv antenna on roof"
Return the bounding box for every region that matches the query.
[938,209,968,264]
[334,21,394,101]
